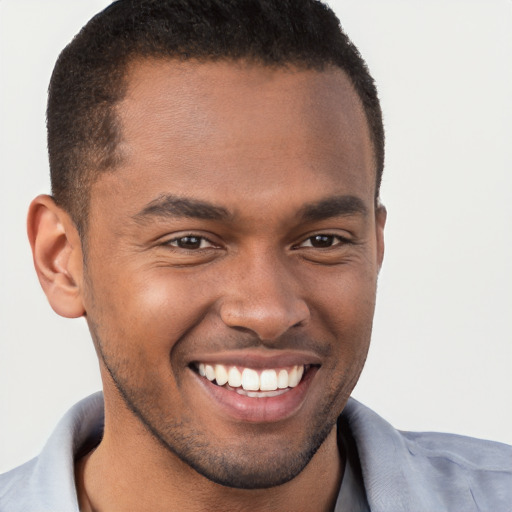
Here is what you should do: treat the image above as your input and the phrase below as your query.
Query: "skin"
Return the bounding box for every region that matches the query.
[28,59,386,511]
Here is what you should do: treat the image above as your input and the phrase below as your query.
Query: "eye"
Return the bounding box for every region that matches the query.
[298,234,347,249]
[166,235,217,250]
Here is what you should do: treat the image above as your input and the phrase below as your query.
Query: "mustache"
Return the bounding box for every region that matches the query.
[174,327,333,359]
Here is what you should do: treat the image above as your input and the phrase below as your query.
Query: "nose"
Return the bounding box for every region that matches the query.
[219,253,310,342]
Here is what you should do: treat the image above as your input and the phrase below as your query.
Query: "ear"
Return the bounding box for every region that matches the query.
[27,195,85,318]
[375,202,387,271]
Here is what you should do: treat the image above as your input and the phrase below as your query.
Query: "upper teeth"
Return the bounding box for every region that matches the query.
[198,363,305,391]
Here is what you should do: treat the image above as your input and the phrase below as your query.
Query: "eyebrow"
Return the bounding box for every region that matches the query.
[299,195,369,222]
[133,193,368,224]
[133,194,230,222]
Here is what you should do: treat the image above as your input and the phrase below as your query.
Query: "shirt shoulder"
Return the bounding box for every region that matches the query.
[0,459,43,511]
[341,398,512,512]
[0,393,104,512]
[401,429,512,472]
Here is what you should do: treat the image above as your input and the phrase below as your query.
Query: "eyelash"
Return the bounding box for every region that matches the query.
[165,235,218,250]
[293,234,351,250]
[164,233,351,251]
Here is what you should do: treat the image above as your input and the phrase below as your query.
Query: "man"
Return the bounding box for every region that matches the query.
[1,1,511,511]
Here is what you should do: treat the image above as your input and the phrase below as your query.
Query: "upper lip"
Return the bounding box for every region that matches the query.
[187,349,322,369]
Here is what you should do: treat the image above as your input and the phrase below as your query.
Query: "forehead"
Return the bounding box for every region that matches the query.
[92,59,375,219]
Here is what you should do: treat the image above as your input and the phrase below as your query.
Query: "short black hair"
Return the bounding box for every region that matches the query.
[48,0,384,233]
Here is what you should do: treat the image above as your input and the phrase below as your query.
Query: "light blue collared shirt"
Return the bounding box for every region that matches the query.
[1,393,511,511]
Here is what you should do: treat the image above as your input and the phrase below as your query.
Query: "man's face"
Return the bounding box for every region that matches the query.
[81,60,385,488]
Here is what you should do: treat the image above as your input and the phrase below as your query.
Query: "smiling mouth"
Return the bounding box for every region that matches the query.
[192,363,313,398]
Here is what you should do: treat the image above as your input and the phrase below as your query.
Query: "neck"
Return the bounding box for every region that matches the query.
[75,403,343,512]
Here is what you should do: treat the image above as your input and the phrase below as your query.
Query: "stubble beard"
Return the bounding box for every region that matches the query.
[90,324,342,489]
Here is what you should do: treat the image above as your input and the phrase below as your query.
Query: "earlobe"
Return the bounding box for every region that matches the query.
[375,202,387,271]
[27,195,85,318]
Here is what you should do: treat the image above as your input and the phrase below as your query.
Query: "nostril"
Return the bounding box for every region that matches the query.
[228,325,256,336]
[291,319,307,329]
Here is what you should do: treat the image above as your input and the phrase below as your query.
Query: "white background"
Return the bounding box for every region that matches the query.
[1,0,511,473]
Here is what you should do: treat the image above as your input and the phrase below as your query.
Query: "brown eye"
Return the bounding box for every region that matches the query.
[296,234,349,249]
[309,235,335,248]
[167,236,215,250]
[177,236,202,249]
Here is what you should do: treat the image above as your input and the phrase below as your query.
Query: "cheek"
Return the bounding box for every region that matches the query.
[306,265,377,366]
[307,261,378,325]
[84,266,215,363]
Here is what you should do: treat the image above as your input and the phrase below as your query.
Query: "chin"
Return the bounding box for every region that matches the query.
[167,420,336,490]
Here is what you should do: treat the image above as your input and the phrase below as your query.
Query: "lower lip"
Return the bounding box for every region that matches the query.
[192,367,318,423]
